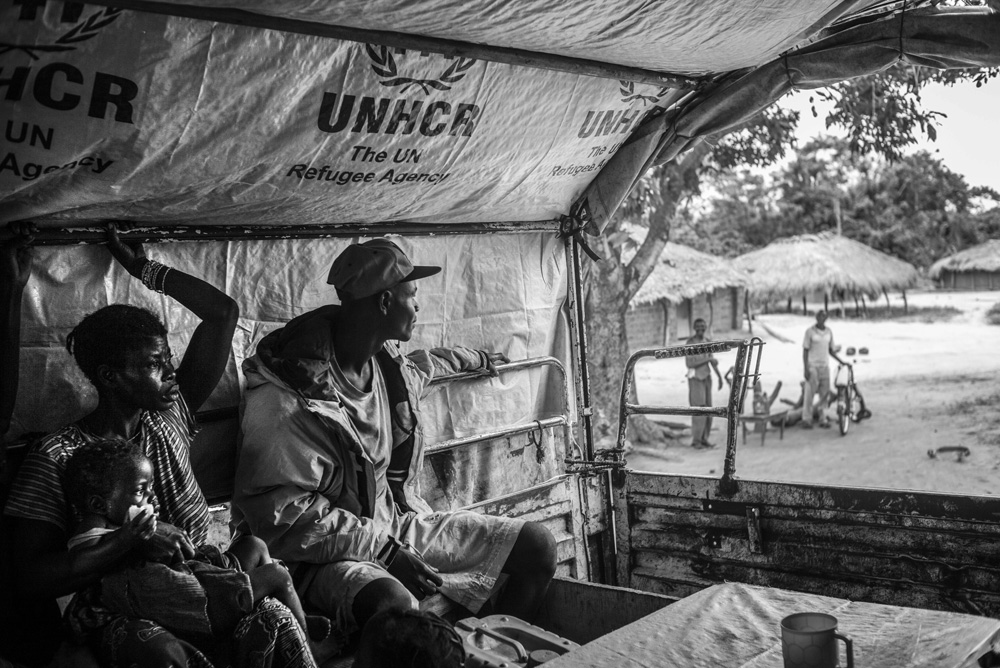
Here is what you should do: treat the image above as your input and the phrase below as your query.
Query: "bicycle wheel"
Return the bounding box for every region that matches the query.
[837,386,850,436]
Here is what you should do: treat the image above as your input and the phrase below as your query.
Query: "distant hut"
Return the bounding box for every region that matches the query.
[929,240,1000,290]
[626,242,749,348]
[734,232,919,313]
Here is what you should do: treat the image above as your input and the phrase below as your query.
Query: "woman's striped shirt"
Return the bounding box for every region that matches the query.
[4,396,209,546]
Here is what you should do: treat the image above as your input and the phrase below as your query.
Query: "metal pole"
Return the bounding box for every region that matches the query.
[426,416,568,455]
[15,221,559,245]
[571,237,596,460]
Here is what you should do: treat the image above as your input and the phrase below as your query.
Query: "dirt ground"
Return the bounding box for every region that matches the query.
[626,290,1000,496]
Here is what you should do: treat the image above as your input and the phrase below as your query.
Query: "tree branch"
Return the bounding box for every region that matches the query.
[624,139,714,302]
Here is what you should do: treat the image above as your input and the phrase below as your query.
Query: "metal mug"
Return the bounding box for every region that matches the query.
[780,612,854,668]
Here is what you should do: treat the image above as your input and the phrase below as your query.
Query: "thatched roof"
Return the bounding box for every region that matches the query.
[631,242,749,306]
[929,240,1000,279]
[733,232,919,301]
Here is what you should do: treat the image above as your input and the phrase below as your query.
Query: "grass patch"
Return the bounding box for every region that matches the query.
[986,302,1000,325]
[949,391,1000,415]
[949,390,1000,446]
[829,305,962,324]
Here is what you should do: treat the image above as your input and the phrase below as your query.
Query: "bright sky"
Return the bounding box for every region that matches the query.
[780,78,1000,193]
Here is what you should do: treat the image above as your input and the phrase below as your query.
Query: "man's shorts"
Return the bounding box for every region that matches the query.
[807,363,831,396]
[297,509,523,634]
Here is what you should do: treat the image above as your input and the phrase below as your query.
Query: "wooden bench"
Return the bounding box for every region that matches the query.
[738,409,788,446]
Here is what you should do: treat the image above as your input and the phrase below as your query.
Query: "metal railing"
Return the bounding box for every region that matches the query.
[614,337,765,494]
[425,356,574,458]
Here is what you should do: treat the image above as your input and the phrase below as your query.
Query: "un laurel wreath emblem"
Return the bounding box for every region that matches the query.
[619,81,671,105]
[366,44,476,95]
[0,6,122,59]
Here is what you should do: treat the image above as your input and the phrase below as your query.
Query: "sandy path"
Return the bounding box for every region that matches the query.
[626,291,1000,496]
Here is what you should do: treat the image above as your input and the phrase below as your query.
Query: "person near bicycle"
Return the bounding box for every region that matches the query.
[801,310,847,429]
[685,318,724,448]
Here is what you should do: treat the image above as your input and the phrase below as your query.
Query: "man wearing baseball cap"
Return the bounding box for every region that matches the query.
[233,238,557,644]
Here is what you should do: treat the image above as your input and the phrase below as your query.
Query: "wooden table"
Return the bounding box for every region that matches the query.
[544,582,1000,668]
[739,410,788,446]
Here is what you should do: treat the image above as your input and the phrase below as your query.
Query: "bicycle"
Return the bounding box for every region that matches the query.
[834,362,872,436]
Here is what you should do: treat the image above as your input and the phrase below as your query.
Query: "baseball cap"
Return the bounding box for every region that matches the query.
[327,238,441,299]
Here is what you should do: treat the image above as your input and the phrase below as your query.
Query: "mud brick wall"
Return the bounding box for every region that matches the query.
[627,287,744,350]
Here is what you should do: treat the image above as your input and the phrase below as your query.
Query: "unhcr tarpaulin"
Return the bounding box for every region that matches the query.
[4,3,1000,230]
[1,3,679,226]
[10,232,570,451]
[1,0,904,227]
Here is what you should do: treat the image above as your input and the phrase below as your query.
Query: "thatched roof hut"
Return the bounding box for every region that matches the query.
[632,242,749,305]
[625,240,749,347]
[929,240,1000,289]
[733,232,919,302]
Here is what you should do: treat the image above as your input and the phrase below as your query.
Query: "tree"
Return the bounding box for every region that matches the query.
[689,143,997,270]
[582,56,998,450]
[673,169,778,257]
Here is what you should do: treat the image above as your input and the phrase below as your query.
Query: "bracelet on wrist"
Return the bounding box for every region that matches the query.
[140,259,171,294]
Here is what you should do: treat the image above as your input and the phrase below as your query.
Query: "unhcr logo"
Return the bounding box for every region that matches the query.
[366,45,476,94]
[1,3,123,59]
[317,46,482,138]
[0,4,137,124]
[576,81,671,138]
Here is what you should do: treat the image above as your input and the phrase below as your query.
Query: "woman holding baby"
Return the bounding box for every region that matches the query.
[2,225,320,668]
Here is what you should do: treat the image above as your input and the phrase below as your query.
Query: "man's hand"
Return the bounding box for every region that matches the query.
[388,480,413,515]
[717,376,724,391]
[106,223,147,277]
[483,352,510,377]
[1,222,35,289]
[135,520,195,564]
[386,545,443,600]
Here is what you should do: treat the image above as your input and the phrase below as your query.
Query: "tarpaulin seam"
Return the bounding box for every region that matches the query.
[167,23,217,165]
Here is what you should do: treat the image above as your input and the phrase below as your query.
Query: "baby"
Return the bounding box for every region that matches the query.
[64,439,330,642]
[352,609,465,668]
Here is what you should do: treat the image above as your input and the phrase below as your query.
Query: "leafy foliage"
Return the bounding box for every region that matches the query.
[620,58,1000,271]
[986,302,1000,326]
[684,140,1000,268]
[707,106,802,171]
[813,62,999,161]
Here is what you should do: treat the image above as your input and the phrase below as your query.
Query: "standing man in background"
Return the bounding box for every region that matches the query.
[685,318,723,449]
[802,310,846,429]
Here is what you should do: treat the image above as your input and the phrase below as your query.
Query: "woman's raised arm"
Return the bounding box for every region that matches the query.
[106,225,239,412]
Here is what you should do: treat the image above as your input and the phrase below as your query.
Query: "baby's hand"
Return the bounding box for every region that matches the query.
[124,504,158,541]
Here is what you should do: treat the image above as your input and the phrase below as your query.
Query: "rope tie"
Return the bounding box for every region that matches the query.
[782,53,794,91]
[527,420,546,463]
[558,204,601,262]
